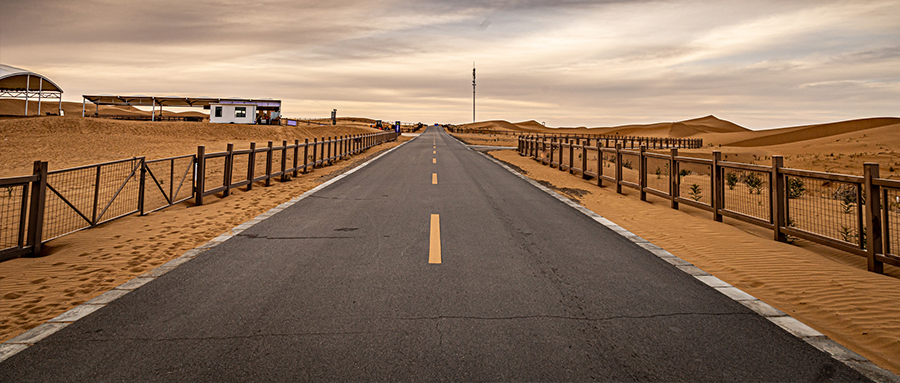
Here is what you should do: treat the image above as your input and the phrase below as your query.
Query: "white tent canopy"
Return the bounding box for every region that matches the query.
[0,64,64,116]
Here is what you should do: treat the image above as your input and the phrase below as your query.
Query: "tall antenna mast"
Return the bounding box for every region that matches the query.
[472,62,476,122]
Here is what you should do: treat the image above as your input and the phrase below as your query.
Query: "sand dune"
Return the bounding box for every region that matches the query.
[722,117,900,147]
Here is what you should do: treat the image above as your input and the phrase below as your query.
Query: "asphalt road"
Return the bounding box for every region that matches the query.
[0,126,871,381]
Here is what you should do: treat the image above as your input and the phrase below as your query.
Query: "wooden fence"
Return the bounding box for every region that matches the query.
[0,131,399,262]
[519,135,900,275]
[450,128,703,149]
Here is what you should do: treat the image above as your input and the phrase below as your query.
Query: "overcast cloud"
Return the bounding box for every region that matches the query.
[2,0,898,129]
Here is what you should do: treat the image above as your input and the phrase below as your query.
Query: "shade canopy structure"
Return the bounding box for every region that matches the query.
[0,64,64,116]
[81,94,282,122]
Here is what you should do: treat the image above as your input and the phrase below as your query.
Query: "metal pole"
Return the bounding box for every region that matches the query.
[37,78,43,116]
[82,97,86,117]
[472,62,476,122]
[151,98,155,122]
[25,74,30,116]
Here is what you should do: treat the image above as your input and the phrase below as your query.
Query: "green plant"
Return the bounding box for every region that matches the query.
[744,172,764,194]
[679,169,691,180]
[839,225,857,243]
[689,184,703,201]
[622,159,633,170]
[726,172,739,190]
[787,177,805,199]
[655,167,662,179]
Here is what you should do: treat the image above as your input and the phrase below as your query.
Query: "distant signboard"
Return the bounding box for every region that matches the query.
[287,120,297,126]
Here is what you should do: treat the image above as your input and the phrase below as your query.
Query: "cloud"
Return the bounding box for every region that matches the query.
[1,0,899,129]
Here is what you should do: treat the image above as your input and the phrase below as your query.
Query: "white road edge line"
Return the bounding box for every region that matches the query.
[0,137,413,364]
[474,147,900,383]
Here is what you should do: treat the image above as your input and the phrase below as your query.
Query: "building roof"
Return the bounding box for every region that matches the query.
[0,64,63,92]
[82,95,281,110]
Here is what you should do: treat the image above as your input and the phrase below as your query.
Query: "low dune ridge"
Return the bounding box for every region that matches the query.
[0,115,381,177]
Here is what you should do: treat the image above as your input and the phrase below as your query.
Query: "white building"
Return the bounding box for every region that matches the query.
[209,103,256,124]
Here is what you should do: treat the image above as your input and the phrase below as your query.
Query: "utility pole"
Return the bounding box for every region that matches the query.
[472,62,476,123]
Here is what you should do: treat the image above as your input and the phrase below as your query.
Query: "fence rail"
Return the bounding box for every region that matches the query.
[519,135,900,275]
[0,131,399,262]
[452,127,703,149]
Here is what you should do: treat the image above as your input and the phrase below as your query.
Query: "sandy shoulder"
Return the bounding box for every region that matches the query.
[0,137,410,343]
[489,149,900,375]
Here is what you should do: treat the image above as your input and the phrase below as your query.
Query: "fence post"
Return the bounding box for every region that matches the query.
[582,140,589,180]
[293,139,299,177]
[247,142,256,190]
[864,163,884,274]
[312,138,318,168]
[91,165,101,226]
[559,138,565,171]
[712,151,722,222]
[568,139,574,174]
[615,142,623,194]
[138,159,147,215]
[223,143,234,197]
[670,148,679,209]
[639,146,647,201]
[549,138,555,167]
[303,139,309,173]
[327,136,332,164]
[277,140,286,181]
[772,155,786,242]
[195,146,206,206]
[27,161,48,256]
[597,143,604,187]
[265,141,273,187]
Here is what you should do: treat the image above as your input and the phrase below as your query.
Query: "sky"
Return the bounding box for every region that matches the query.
[1,0,899,130]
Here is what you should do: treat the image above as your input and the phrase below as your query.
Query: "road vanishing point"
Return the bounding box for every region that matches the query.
[0,126,875,381]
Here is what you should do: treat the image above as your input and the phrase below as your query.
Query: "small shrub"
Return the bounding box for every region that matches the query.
[744,172,764,194]
[839,225,857,243]
[689,184,703,201]
[655,167,662,179]
[787,177,805,199]
[622,159,633,170]
[679,169,691,180]
[725,172,739,190]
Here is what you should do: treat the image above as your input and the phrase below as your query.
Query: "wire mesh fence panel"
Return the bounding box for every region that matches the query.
[271,149,283,175]
[283,147,294,173]
[143,156,194,213]
[203,156,226,193]
[585,148,599,175]
[231,153,250,186]
[645,157,670,194]
[602,151,616,173]
[254,150,269,179]
[0,184,26,251]
[620,153,640,185]
[95,159,141,225]
[560,143,570,169]
[43,166,100,241]
[786,176,862,247]
[886,188,900,256]
[722,168,770,222]
[679,162,712,206]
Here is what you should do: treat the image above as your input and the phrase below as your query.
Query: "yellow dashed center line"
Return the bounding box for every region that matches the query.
[432,173,437,184]
[433,158,436,164]
[429,214,441,264]
[433,150,436,154]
